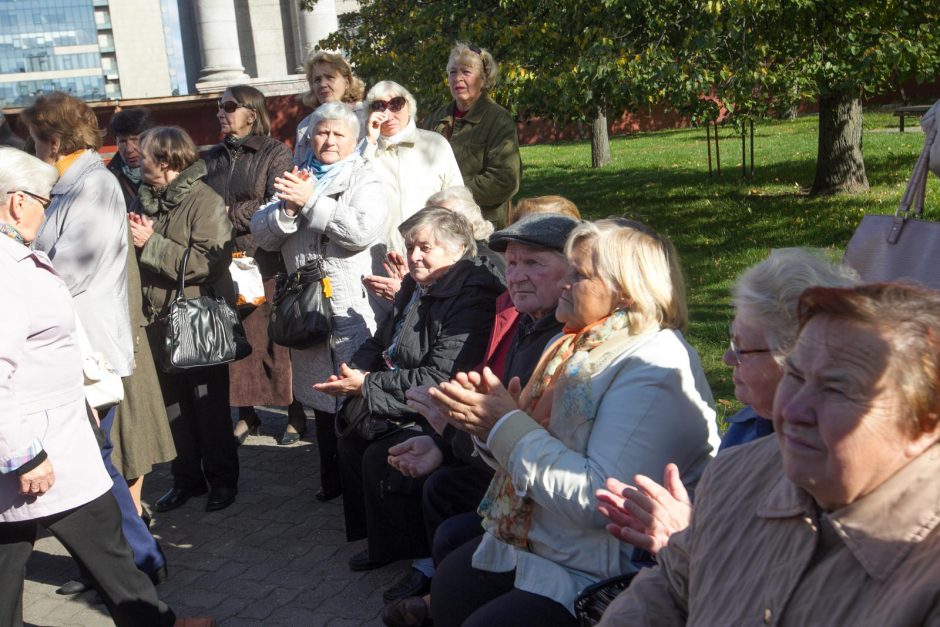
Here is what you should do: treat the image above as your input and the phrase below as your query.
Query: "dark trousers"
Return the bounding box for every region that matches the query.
[0,492,174,627]
[423,463,492,566]
[157,363,238,491]
[431,537,577,627]
[99,406,165,575]
[338,425,429,562]
[313,408,340,493]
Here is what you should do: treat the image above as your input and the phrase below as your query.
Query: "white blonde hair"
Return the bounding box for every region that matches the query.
[309,101,361,139]
[733,247,860,358]
[566,218,687,334]
[0,147,58,198]
[447,43,498,91]
[426,187,494,240]
[366,81,418,120]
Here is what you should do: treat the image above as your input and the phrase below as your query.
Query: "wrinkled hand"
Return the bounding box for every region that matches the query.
[19,458,55,497]
[384,252,408,281]
[387,435,444,478]
[428,367,522,440]
[313,363,367,397]
[274,166,314,215]
[362,274,402,302]
[595,463,692,555]
[405,385,449,435]
[366,110,388,144]
[128,212,154,249]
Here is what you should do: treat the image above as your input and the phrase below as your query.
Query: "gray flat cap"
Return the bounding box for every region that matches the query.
[488,213,579,253]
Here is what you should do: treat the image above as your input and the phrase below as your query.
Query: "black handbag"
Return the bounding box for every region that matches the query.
[157,247,252,373]
[268,257,333,349]
[335,395,409,441]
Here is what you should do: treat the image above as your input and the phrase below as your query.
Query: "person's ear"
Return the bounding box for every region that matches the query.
[7,191,25,223]
[50,136,61,159]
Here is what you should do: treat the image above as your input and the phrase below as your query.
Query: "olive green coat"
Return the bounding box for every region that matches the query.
[132,160,236,323]
[425,95,521,226]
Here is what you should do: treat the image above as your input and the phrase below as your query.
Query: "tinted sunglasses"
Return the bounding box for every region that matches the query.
[370,96,407,113]
[217,99,251,114]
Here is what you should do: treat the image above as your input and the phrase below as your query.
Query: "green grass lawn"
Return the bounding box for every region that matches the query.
[517,112,940,421]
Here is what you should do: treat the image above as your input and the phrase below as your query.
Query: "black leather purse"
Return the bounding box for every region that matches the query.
[157,247,252,373]
[268,257,333,349]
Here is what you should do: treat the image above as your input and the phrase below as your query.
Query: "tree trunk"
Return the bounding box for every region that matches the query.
[591,108,611,168]
[811,89,869,195]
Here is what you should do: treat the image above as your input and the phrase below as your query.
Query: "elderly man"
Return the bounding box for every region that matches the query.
[381,213,578,615]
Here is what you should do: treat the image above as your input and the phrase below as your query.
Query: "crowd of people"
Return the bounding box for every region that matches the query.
[1,41,939,627]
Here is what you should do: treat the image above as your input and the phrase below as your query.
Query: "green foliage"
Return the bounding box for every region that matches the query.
[515,112,937,416]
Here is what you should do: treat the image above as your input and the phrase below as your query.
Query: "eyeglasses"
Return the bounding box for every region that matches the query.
[217,99,251,114]
[7,190,51,209]
[728,325,772,366]
[369,96,407,113]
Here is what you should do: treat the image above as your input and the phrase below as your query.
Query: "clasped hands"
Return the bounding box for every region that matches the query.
[128,212,154,249]
[273,166,314,216]
[595,462,692,555]
[405,367,522,442]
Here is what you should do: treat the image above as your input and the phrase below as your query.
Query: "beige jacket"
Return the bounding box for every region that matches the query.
[600,437,940,626]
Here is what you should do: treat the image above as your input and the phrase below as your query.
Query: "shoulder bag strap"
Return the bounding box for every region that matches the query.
[176,247,191,299]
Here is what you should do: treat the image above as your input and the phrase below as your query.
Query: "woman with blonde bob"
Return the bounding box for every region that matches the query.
[426,218,719,626]
[295,50,367,165]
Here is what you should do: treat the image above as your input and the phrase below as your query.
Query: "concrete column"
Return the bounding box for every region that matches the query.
[293,0,339,63]
[194,0,249,84]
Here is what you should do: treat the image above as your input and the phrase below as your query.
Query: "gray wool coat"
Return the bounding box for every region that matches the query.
[250,155,389,412]
[33,150,134,377]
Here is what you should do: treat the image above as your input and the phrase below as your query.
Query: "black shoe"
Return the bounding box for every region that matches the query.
[348,548,394,572]
[153,486,207,513]
[314,486,342,502]
[234,420,260,445]
[56,579,90,595]
[382,568,432,603]
[148,563,168,586]
[279,429,303,445]
[205,487,237,512]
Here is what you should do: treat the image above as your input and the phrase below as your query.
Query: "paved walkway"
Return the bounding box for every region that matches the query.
[23,409,409,626]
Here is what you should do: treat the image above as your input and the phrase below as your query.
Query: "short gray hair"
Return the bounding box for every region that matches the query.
[366,81,418,120]
[733,247,860,358]
[399,207,477,257]
[309,101,361,139]
[426,187,494,240]
[0,147,58,198]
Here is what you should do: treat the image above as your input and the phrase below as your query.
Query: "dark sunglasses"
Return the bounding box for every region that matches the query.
[217,99,251,114]
[7,189,51,209]
[370,96,407,113]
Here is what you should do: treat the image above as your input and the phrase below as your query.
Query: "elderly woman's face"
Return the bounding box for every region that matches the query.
[505,241,569,320]
[312,120,356,164]
[405,226,462,286]
[138,139,167,186]
[448,59,485,111]
[3,189,48,243]
[773,316,923,511]
[373,94,410,137]
[217,90,256,138]
[555,240,619,330]
[724,313,783,418]
[311,62,348,104]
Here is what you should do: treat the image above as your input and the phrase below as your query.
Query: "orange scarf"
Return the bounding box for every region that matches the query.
[55,149,87,175]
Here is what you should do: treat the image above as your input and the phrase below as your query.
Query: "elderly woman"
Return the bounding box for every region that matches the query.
[601,282,940,625]
[315,207,504,572]
[426,218,719,626]
[0,147,174,626]
[130,126,239,514]
[364,81,464,254]
[21,92,169,589]
[596,247,859,556]
[251,102,387,502]
[364,186,497,303]
[295,50,367,165]
[425,43,521,226]
[204,85,299,445]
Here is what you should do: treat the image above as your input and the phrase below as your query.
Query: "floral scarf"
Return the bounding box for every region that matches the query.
[477,309,630,549]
